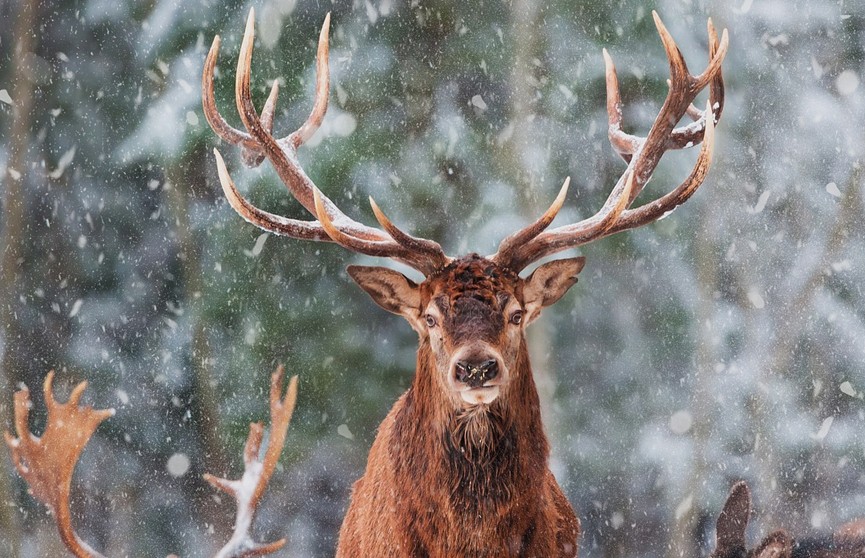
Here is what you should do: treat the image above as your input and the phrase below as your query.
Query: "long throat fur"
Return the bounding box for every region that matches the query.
[392,344,548,511]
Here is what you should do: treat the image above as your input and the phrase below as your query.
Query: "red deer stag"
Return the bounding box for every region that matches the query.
[202,6,728,557]
[710,481,865,558]
[4,367,298,558]
[202,8,726,557]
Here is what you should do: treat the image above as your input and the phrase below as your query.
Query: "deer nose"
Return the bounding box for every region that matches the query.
[455,359,499,388]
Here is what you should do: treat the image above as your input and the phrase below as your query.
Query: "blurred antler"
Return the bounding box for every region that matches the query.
[204,365,299,558]
[4,367,299,558]
[3,371,114,558]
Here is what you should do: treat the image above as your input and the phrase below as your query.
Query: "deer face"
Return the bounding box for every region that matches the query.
[348,255,585,407]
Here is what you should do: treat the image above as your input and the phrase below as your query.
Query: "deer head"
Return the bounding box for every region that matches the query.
[347,255,584,406]
[203,9,727,413]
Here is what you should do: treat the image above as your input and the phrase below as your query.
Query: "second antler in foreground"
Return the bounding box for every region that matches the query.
[4,368,298,558]
[204,9,727,557]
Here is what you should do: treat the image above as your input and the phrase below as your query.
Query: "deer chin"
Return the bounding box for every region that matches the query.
[459,385,500,405]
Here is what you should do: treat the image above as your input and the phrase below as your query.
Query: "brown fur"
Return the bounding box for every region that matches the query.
[337,255,581,557]
[711,482,865,558]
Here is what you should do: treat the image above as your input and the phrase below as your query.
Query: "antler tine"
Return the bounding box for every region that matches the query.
[205,366,298,558]
[493,15,724,273]
[313,189,444,275]
[5,371,114,558]
[233,8,351,225]
[604,14,728,161]
[369,196,450,271]
[288,12,331,148]
[492,177,569,267]
[213,148,333,240]
[497,167,637,272]
[203,35,275,169]
[203,35,255,147]
[206,10,450,276]
[604,49,639,162]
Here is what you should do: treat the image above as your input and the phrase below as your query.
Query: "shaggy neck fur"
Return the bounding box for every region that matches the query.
[393,339,549,516]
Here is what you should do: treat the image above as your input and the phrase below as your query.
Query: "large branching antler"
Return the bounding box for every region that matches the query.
[4,371,114,558]
[203,9,449,275]
[206,11,726,277]
[492,12,728,273]
[204,365,298,558]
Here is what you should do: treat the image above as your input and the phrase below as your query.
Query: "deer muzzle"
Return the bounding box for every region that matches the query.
[450,346,506,405]
[455,359,499,388]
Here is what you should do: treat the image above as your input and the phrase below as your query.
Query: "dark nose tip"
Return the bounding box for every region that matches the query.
[455,359,499,388]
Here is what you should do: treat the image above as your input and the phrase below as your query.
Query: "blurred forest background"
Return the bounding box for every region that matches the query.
[2,0,865,556]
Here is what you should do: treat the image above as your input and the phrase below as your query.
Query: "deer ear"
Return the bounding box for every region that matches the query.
[752,531,792,558]
[347,265,422,324]
[522,257,586,324]
[714,481,752,556]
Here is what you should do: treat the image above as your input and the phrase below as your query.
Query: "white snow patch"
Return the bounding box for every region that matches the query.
[167,453,190,477]
[669,410,692,434]
[747,287,765,309]
[766,34,789,47]
[365,0,378,24]
[336,84,349,106]
[674,494,693,520]
[69,299,83,318]
[332,113,357,137]
[185,111,199,126]
[749,190,771,214]
[831,260,852,272]
[49,146,76,179]
[811,416,833,441]
[837,70,859,96]
[840,381,858,398]
[337,424,354,440]
[826,182,842,198]
[471,94,488,110]
[811,509,828,529]
[244,233,269,258]
[558,84,574,100]
[811,56,824,79]
[116,389,130,405]
[0,89,12,105]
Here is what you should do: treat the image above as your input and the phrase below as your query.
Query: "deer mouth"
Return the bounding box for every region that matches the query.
[458,384,501,405]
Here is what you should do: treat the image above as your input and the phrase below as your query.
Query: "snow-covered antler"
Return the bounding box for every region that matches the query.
[204,365,298,558]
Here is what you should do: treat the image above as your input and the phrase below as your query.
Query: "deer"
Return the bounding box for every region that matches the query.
[710,481,865,558]
[201,8,727,557]
[4,367,298,558]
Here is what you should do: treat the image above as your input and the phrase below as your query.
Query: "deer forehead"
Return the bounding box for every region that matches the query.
[422,255,521,310]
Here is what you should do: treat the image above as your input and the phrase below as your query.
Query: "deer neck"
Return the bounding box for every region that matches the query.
[394,340,550,508]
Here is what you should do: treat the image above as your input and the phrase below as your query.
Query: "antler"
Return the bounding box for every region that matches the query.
[5,367,299,558]
[4,371,114,558]
[204,365,298,558]
[493,12,728,273]
[203,9,449,275]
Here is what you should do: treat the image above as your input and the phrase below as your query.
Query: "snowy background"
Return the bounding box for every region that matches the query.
[1,0,865,556]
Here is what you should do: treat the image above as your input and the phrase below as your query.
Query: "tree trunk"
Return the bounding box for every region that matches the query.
[0,0,39,553]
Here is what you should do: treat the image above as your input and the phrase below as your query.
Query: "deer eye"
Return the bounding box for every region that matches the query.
[509,310,523,325]
[425,314,437,328]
